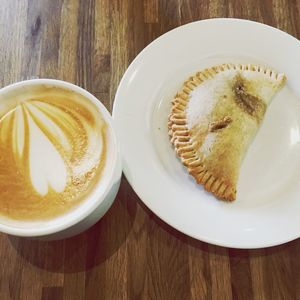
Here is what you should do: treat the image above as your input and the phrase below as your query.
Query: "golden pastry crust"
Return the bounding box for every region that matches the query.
[168,63,286,201]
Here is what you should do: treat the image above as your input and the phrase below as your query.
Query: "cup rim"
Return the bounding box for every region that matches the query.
[0,79,120,237]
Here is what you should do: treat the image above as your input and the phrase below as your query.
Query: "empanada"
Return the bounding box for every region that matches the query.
[168,64,286,201]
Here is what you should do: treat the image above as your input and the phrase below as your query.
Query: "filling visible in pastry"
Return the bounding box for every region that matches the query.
[168,64,286,201]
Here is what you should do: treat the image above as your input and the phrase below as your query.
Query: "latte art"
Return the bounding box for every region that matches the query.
[0,85,107,220]
[3,100,104,195]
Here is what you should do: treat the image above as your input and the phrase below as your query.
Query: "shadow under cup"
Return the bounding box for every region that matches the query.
[0,79,122,240]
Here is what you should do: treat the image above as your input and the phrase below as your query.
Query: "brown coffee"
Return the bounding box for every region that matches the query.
[0,84,107,220]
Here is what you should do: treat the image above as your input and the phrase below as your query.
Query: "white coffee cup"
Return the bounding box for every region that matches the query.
[0,79,122,240]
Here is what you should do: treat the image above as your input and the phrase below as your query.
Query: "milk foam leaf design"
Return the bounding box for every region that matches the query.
[12,106,25,159]
[0,97,104,198]
[0,102,69,195]
[31,100,80,143]
[26,102,72,152]
[25,107,68,195]
[32,101,105,177]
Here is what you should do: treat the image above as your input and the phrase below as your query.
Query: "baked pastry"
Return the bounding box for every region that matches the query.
[168,63,286,201]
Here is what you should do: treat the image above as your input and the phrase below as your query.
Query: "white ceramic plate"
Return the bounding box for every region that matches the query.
[113,19,300,248]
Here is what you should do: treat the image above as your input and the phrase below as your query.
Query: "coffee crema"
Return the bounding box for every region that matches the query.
[0,85,107,220]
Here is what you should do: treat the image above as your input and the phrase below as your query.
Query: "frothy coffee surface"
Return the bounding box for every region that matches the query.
[0,84,107,220]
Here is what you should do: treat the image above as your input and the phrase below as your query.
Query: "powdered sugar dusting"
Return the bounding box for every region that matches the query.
[242,70,284,104]
[199,132,216,157]
[186,80,215,129]
[186,69,236,129]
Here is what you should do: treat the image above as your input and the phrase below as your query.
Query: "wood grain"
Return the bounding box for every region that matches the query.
[0,0,299,299]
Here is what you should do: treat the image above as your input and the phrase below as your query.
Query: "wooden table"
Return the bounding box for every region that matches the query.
[0,0,299,299]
